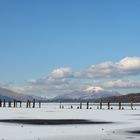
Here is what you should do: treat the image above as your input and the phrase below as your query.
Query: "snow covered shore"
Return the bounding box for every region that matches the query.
[0,103,140,140]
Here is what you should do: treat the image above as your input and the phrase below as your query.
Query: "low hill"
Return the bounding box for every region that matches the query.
[0,87,45,101]
[96,93,140,103]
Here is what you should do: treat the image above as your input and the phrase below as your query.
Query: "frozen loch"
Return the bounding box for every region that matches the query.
[0,103,140,140]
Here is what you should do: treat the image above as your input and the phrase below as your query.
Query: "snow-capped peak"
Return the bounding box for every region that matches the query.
[85,86,104,93]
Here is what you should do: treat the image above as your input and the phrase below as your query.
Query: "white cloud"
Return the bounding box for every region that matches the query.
[24,57,140,97]
[96,80,140,89]
[51,67,75,78]
[118,57,140,75]
[3,57,140,97]
[84,57,140,78]
[28,57,140,81]
[84,61,117,78]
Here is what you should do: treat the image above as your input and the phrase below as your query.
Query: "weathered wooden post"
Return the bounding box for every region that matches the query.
[80,102,82,109]
[28,100,31,108]
[108,101,110,110]
[119,102,121,110]
[26,100,30,108]
[33,99,35,108]
[15,100,18,108]
[100,99,102,110]
[87,101,89,109]
[19,101,22,108]
[39,101,41,108]
[59,102,62,109]
[3,99,6,107]
[8,101,11,108]
[131,102,133,110]
[0,100,1,107]
[26,100,28,108]
[14,100,16,108]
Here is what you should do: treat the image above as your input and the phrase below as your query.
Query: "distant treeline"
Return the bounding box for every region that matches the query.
[47,93,140,103]
[95,93,140,103]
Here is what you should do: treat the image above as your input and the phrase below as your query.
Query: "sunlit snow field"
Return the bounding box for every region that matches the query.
[0,103,140,140]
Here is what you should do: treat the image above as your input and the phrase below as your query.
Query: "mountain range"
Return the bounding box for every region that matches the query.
[0,87,44,101]
[0,86,140,103]
[52,86,121,102]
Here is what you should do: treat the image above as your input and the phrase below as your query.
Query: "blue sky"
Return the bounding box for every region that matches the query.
[0,0,140,96]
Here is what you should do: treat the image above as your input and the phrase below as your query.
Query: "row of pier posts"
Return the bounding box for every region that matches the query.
[0,99,41,108]
[0,100,135,110]
[60,101,134,110]
[99,100,134,110]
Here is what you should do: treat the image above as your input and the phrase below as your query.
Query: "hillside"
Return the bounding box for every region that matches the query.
[95,93,140,103]
[0,87,44,101]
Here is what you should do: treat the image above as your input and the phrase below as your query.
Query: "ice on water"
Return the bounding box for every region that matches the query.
[0,103,140,140]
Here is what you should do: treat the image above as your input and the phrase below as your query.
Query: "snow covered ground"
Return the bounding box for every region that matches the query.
[0,103,140,140]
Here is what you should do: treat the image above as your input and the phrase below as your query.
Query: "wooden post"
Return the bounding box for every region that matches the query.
[100,99,102,110]
[19,101,22,108]
[131,102,133,110]
[26,100,28,108]
[80,102,82,109]
[14,100,16,108]
[108,101,110,110]
[26,100,29,108]
[33,99,35,108]
[0,100,1,107]
[8,101,11,108]
[28,100,31,108]
[39,101,41,108]
[59,102,62,109]
[3,99,6,107]
[87,101,89,109]
[15,100,17,108]
[119,102,121,110]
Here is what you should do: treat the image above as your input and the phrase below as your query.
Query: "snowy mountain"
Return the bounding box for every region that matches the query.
[0,87,44,101]
[54,86,121,101]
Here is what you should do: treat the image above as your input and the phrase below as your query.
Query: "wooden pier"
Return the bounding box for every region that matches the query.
[0,99,137,110]
[0,99,41,108]
[59,101,136,110]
